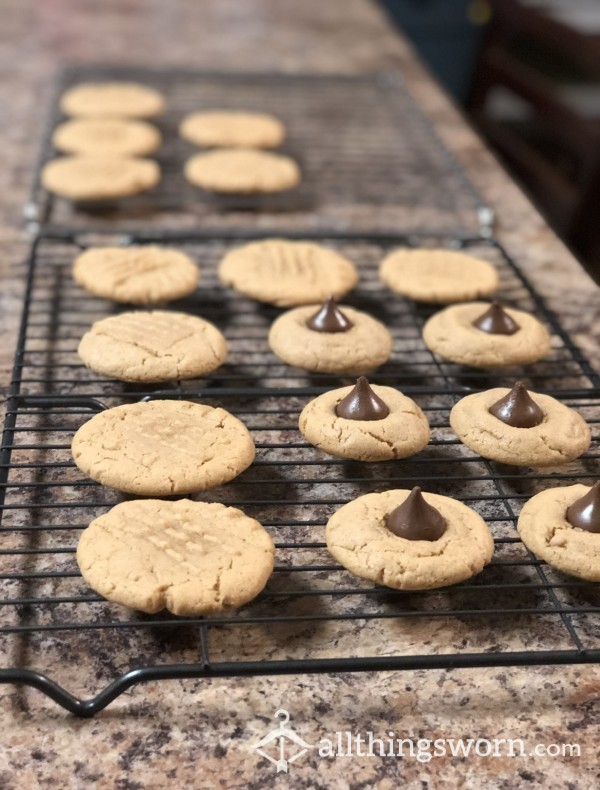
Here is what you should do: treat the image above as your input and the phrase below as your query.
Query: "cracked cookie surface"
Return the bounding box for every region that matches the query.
[185,148,300,193]
[517,485,600,581]
[269,305,392,373]
[76,499,275,615]
[450,388,591,466]
[423,302,551,368]
[60,82,165,118]
[72,245,199,304]
[52,118,161,157]
[299,384,430,461]
[379,248,499,303]
[72,400,255,495]
[78,310,228,383]
[326,489,494,589]
[218,239,358,306]
[41,155,160,201]
[180,110,285,148]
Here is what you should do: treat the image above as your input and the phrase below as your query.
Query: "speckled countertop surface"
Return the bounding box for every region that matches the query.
[0,1,599,787]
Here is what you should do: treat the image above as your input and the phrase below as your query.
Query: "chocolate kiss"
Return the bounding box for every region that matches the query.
[385,487,447,541]
[306,296,353,333]
[335,377,390,421]
[566,481,600,533]
[472,301,520,335]
[489,381,544,428]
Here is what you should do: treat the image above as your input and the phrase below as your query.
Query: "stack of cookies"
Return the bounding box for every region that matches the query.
[42,82,164,201]
[180,109,300,194]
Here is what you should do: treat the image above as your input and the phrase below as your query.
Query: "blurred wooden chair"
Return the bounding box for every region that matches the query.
[467,0,600,278]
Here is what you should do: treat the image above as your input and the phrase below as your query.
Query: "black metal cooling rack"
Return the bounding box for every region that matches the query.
[1,228,599,716]
[25,67,490,236]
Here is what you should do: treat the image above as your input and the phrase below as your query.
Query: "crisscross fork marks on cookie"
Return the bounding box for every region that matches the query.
[76,500,275,615]
[71,401,255,495]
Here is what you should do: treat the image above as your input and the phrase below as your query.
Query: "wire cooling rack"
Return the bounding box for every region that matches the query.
[1,228,599,716]
[25,68,489,235]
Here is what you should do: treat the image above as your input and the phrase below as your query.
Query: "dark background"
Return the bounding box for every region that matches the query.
[380,0,600,281]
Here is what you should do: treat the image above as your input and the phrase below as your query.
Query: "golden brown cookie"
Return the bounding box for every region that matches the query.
[326,489,494,589]
[78,311,228,383]
[77,499,275,615]
[218,239,358,306]
[72,246,199,305]
[52,118,161,156]
[180,110,285,148]
[184,148,300,193]
[269,304,392,373]
[379,248,499,303]
[422,302,552,367]
[517,484,600,581]
[517,484,600,582]
[450,386,591,466]
[60,82,165,118]
[299,381,430,461]
[72,400,255,495]
[41,155,160,201]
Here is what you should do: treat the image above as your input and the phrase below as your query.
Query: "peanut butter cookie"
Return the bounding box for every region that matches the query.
[180,110,285,148]
[77,499,274,615]
[41,155,160,201]
[423,301,551,367]
[379,248,499,303]
[518,483,600,581]
[184,148,300,193]
[72,246,199,304]
[52,118,161,157]
[450,384,591,466]
[72,400,255,495]
[60,82,165,118]
[299,379,430,461]
[218,239,358,306]
[269,301,392,373]
[78,311,228,383]
[326,488,494,589]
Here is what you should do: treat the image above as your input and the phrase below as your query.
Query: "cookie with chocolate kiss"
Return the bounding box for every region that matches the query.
[269,301,392,374]
[450,384,590,466]
[299,379,429,461]
[422,301,551,368]
[326,488,494,590]
[518,483,600,581]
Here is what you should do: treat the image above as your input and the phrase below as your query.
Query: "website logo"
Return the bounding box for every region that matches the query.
[252,709,311,773]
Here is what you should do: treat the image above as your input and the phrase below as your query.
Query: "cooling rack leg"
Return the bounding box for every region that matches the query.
[0,670,96,717]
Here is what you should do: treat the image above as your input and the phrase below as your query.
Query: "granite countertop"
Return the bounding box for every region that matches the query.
[1,1,599,787]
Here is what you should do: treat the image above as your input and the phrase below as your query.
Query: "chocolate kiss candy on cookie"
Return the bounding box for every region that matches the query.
[385,487,447,541]
[566,481,600,533]
[489,381,544,428]
[472,301,520,335]
[335,377,390,420]
[306,296,353,333]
